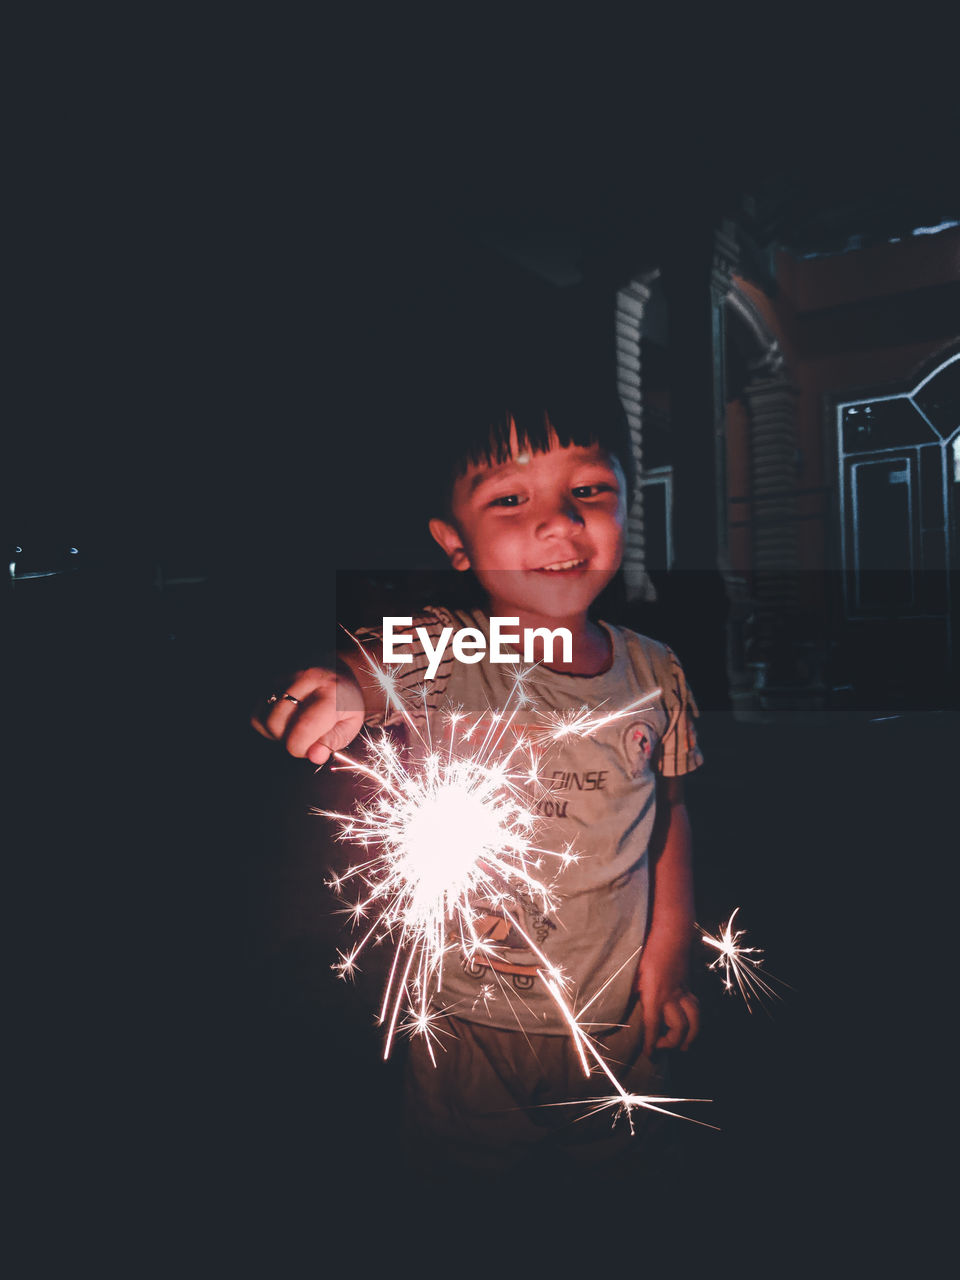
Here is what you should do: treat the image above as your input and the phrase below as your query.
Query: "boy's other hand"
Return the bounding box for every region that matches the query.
[635,938,700,1056]
[250,667,365,766]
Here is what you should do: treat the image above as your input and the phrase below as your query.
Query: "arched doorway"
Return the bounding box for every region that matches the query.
[834,348,959,705]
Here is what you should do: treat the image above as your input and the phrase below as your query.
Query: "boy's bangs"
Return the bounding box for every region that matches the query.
[424,384,635,516]
[455,398,630,478]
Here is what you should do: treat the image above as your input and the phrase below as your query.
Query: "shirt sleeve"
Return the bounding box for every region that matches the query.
[656,645,704,777]
[351,606,459,728]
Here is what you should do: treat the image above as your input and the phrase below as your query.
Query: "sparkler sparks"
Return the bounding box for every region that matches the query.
[539,691,669,744]
[699,908,786,1013]
[320,727,567,1062]
[562,1091,718,1134]
[315,634,709,1127]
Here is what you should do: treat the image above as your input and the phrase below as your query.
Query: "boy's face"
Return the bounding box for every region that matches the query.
[429,424,627,623]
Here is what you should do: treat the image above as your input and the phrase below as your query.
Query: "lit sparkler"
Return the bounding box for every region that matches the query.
[320,727,568,1063]
[316,634,709,1127]
[699,908,785,1013]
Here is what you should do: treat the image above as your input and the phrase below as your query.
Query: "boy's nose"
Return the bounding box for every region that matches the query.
[537,499,585,536]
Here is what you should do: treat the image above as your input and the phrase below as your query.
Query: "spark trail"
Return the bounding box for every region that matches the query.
[699,908,786,1013]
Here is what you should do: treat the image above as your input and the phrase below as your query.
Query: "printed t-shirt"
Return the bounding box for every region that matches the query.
[353,607,703,1035]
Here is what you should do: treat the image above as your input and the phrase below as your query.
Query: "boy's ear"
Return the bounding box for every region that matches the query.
[429,518,471,571]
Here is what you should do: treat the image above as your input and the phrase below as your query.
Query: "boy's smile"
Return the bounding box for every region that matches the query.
[429,424,627,646]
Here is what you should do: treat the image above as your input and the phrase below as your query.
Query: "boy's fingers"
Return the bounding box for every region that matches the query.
[304,712,366,765]
[262,700,304,745]
[252,670,366,761]
[284,697,340,758]
[262,673,330,739]
[640,996,660,1059]
[257,696,297,739]
[678,992,700,1050]
[303,725,354,767]
[654,1000,689,1051]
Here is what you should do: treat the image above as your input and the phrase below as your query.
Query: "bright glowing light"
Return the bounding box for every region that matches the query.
[317,659,571,1063]
[700,908,786,1013]
[322,731,559,1034]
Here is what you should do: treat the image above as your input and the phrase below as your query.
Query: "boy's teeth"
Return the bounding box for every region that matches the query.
[541,559,583,571]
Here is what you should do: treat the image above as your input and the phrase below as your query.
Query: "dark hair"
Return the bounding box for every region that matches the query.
[429,383,635,517]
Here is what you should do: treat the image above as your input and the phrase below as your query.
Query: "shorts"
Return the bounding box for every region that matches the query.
[401,997,670,1181]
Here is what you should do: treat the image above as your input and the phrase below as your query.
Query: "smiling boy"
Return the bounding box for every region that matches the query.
[253,399,703,1178]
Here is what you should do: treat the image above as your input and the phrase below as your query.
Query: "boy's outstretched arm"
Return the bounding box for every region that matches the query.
[250,647,387,766]
[635,775,700,1056]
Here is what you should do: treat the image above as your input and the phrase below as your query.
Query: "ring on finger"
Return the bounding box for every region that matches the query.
[267,691,302,706]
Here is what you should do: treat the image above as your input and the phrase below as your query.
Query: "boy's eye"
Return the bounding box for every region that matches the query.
[572,483,616,499]
[489,493,527,508]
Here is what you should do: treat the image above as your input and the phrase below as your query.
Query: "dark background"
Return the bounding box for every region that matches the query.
[7,17,957,1270]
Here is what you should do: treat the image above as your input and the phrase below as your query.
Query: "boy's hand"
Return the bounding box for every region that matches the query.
[250,666,366,766]
[635,935,700,1056]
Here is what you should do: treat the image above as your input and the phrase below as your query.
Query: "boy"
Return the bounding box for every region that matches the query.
[252,397,703,1180]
